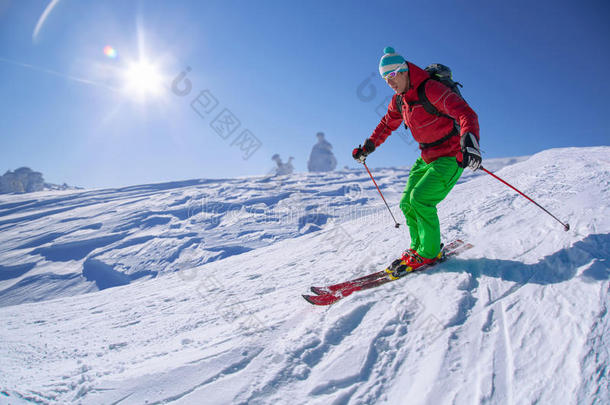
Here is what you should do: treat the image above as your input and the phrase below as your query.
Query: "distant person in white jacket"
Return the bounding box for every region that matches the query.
[307,132,337,172]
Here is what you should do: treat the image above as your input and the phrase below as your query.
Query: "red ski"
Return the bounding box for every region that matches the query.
[303,240,472,306]
[310,240,467,295]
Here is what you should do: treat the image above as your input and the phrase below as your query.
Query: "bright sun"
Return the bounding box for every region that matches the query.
[122,60,164,99]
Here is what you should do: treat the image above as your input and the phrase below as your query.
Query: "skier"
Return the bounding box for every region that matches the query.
[352,47,481,272]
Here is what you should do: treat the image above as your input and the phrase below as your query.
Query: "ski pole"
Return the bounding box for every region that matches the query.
[363,161,401,228]
[480,166,570,231]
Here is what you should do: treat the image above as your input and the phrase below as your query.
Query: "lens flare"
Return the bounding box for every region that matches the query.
[103,45,117,59]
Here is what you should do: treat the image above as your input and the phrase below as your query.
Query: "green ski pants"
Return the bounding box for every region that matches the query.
[399,157,463,259]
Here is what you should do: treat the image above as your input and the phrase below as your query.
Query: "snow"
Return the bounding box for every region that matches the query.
[0,147,608,404]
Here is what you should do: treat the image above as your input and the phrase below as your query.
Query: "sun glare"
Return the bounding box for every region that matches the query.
[122,60,164,99]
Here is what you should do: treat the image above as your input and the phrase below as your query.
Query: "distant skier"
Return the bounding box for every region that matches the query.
[352,47,481,272]
[307,132,337,172]
[272,154,294,176]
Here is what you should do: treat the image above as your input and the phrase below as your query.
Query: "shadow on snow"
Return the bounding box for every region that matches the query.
[437,233,609,286]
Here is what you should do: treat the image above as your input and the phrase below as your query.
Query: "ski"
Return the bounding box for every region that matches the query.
[309,270,389,295]
[310,239,466,295]
[303,240,473,306]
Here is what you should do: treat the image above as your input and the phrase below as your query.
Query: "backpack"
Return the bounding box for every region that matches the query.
[396,63,464,149]
[424,63,463,98]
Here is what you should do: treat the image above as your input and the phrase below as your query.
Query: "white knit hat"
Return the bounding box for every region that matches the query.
[379,46,407,78]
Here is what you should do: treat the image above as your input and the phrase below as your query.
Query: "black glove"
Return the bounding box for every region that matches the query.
[457,132,482,170]
[352,138,376,163]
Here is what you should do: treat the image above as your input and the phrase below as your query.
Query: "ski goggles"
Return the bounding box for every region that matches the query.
[384,62,407,81]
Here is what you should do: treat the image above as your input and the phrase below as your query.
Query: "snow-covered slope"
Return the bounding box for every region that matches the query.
[0,156,525,307]
[0,148,608,404]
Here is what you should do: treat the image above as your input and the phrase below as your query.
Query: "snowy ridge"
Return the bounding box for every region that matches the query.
[0,147,608,404]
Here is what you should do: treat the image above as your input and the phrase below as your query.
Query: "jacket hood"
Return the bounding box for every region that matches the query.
[404,62,431,99]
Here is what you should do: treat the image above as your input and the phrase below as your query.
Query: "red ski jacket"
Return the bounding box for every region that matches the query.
[370,62,480,164]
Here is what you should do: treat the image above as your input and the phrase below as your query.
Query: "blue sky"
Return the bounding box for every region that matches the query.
[1,0,608,188]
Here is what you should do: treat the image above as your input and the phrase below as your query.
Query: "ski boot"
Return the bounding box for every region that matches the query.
[387,245,444,280]
[385,249,417,275]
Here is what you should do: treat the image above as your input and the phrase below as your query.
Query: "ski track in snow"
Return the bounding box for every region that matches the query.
[0,148,609,404]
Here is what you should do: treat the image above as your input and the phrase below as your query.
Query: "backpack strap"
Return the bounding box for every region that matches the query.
[406,78,460,149]
[395,93,403,114]
[419,124,459,149]
[410,78,453,120]
[395,94,408,130]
